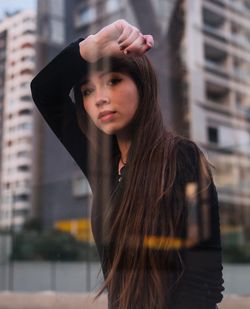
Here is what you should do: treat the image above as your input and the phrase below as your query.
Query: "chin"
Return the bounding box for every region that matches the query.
[100,125,122,136]
[100,127,118,136]
[99,123,130,136]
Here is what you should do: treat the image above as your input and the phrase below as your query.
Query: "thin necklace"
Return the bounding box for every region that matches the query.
[119,157,127,181]
[120,156,127,166]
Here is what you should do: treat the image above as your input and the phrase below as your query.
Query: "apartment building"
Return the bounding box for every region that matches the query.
[0,10,36,231]
[179,0,250,244]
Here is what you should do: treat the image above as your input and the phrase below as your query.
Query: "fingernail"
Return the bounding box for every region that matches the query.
[123,50,128,55]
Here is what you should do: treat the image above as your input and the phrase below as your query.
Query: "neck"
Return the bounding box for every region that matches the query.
[116,134,131,164]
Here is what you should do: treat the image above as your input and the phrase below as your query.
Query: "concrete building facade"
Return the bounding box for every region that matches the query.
[0,10,37,231]
[179,0,250,244]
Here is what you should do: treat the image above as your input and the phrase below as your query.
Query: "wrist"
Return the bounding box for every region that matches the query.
[79,34,100,63]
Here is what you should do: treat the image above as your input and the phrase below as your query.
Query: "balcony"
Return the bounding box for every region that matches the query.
[204,43,229,76]
[203,24,229,42]
[205,81,230,106]
[5,171,32,184]
[203,7,226,28]
[18,87,32,99]
[203,23,250,53]
[10,142,33,156]
[15,156,32,168]
[230,33,250,51]
[205,43,228,61]
[223,0,250,16]
[204,49,250,84]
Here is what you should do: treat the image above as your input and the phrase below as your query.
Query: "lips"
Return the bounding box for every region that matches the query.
[98,110,116,119]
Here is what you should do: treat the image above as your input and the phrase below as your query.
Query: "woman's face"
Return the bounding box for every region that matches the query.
[80,71,139,136]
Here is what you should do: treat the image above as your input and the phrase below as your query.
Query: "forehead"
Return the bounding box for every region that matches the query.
[80,70,128,86]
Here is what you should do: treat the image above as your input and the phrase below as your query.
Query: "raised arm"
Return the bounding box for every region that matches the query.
[30,38,92,176]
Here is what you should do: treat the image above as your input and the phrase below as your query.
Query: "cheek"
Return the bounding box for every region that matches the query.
[83,101,94,119]
[116,79,137,100]
[123,89,139,114]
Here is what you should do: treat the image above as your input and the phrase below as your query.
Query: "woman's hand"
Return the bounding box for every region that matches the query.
[79,19,154,63]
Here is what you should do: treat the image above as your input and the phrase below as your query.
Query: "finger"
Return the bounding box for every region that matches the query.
[119,28,141,50]
[117,26,138,47]
[123,35,147,55]
[143,34,154,48]
[142,42,153,54]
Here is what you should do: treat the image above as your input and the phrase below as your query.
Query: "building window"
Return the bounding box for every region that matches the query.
[21,55,35,62]
[106,0,121,14]
[49,0,65,17]
[2,195,12,204]
[208,127,218,144]
[23,17,33,23]
[20,69,33,75]
[17,137,32,145]
[76,6,96,28]
[13,208,29,217]
[50,19,65,44]
[17,122,33,130]
[239,166,250,191]
[17,151,30,158]
[17,165,30,172]
[7,140,12,147]
[20,95,32,101]
[20,82,29,89]
[205,81,229,106]
[21,42,33,49]
[22,29,36,35]
[18,109,32,116]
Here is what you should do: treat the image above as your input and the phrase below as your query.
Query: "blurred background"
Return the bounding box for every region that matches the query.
[0,0,250,307]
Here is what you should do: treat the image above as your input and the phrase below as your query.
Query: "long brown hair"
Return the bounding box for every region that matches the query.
[74,55,212,309]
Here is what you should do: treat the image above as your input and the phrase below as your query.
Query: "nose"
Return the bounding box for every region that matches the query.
[95,89,110,107]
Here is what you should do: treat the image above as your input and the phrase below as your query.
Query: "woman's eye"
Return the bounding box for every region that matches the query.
[107,78,122,86]
[82,89,93,97]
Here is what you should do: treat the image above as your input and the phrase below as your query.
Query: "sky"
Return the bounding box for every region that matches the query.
[0,0,36,20]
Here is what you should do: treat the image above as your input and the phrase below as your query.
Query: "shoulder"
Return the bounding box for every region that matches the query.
[175,135,204,161]
[167,134,211,184]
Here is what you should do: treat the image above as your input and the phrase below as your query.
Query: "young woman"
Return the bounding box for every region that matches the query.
[31,20,224,309]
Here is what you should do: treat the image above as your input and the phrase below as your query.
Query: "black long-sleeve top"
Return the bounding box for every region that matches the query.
[30,39,224,309]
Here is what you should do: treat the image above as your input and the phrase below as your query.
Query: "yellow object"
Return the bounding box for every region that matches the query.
[55,219,94,242]
[143,235,196,250]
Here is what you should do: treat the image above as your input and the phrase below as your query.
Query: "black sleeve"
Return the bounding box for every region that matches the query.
[30,39,91,178]
[170,140,224,309]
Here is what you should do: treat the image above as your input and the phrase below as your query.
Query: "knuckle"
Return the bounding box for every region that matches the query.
[116,18,125,23]
[117,19,127,27]
[134,28,140,35]
[115,19,126,29]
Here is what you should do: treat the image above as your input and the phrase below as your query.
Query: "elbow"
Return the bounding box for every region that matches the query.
[30,78,37,103]
[30,74,47,104]
[30,76,40,101]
